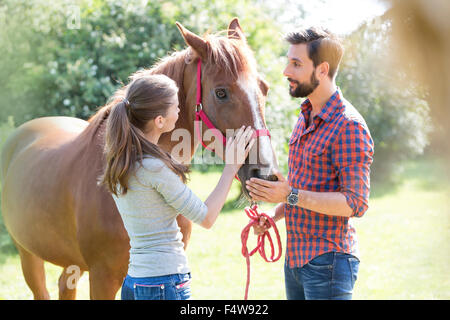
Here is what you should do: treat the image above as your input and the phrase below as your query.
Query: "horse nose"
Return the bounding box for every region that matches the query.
[249,167,278,181]
[265,173,278,181]
[249,167,260,179]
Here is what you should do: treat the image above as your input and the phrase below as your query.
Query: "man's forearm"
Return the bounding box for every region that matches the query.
[297,190,353,217]
[272,202,285,222]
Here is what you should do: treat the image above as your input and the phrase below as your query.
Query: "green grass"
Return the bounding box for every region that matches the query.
[0,159,449,299]
[352,158,450,299]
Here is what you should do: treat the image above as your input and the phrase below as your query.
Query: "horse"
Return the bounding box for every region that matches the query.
[0,18,279,299]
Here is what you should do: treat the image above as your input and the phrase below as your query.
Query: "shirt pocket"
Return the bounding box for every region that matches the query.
[304,142,335,182]
[305,144,327,169]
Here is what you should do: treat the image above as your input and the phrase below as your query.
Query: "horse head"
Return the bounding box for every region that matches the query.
[175,18,279,199]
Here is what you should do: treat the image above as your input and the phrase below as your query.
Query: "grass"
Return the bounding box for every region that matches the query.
[352,158,450,299]
[0,158,449,299]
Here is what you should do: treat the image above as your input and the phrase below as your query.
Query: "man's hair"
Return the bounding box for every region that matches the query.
[285,27,344,80]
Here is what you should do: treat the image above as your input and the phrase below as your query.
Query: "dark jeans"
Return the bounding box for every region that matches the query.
[284,252,360,300]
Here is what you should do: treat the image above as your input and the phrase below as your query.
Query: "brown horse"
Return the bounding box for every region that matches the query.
[0,18,279,299]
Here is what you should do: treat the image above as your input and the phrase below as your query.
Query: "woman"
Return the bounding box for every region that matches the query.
[99,74,255,300]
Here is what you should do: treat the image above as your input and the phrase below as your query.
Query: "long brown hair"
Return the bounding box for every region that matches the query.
[100,74,189,196]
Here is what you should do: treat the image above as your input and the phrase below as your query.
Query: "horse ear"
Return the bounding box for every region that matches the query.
[176,22,208,61]
[228,17,247,43]
[259,78,269,96]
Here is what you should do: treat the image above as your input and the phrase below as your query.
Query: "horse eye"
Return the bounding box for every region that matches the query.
[215,88,228,100]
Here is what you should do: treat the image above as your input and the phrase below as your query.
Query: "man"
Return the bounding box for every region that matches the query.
[245,27,374,300]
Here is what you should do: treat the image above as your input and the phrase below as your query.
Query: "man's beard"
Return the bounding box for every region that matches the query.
[288,70,319,98]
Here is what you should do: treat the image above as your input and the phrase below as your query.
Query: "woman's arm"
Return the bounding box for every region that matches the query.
[201,165,238,229]
[200,126,255,229]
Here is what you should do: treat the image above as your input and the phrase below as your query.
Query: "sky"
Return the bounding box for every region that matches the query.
[274,0,389,35]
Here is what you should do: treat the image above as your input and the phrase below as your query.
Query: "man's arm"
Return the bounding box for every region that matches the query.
[246,177,354,217]
[271,202,285,222]
[331,120,374,218]
[296,190,353,217]
[246,120,374,218]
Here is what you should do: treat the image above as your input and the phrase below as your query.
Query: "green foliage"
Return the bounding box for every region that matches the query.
[337,18,432,185]
[0,0,432,184]
[1,0,188,121]
[0,0,287,119]
[0,0,294,172]
[0,117,17,254]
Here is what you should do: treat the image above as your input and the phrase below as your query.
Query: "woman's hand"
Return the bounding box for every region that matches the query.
[202,126,256,229]
[225,126,256,174]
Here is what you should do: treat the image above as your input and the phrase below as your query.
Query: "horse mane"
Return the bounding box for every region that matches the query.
[80,31,256,141]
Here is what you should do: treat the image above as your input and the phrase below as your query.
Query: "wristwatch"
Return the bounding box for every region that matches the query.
[286,187,299,206]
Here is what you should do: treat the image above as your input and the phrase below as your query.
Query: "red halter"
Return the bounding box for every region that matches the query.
[194,59,271,155]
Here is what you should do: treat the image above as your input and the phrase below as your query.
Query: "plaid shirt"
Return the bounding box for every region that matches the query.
[285,89,374,268]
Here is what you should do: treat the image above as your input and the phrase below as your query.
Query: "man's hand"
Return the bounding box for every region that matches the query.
[245,171,291,203]
[252,216,271,236]
[252,203,285,236]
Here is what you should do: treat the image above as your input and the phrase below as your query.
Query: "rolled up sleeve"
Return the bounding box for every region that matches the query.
[332,120,374,217]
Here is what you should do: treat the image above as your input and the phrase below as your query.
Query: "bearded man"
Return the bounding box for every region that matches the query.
[246,27,374,300]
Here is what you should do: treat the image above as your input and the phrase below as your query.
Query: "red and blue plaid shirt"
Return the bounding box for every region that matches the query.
[285,89,374,268]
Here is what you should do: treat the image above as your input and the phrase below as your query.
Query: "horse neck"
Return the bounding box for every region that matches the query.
[72,49,199,166]
[70,105,110,170]
[148,52,200,162]
[148,51,189,113]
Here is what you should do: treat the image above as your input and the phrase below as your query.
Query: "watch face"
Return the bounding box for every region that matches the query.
[288,193,298,205]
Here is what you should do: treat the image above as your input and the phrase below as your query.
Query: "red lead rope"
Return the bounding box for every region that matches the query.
[241,204,282,300]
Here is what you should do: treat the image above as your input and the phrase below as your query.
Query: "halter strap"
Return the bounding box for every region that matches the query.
[195,59,270,151]
[196,59,202,107]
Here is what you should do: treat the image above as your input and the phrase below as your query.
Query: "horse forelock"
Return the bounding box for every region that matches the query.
[204,34,257,79]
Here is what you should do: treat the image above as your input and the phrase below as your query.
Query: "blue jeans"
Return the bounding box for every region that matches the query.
[121,273,192,300]
[284,252,360,300]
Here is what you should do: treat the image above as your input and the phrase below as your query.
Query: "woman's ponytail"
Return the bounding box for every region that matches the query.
[99,75,189,196]
[100,99,135,196]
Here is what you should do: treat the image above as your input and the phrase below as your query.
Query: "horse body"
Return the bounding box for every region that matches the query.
[0,19,279,299]
[1,116,131,298]
[2,117,88,268]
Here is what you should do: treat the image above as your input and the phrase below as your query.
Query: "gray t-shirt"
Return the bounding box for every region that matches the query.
[112,157,207,277]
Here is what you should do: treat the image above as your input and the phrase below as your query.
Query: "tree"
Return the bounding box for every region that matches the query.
[0,0,295,170]
[337,16,432,186]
